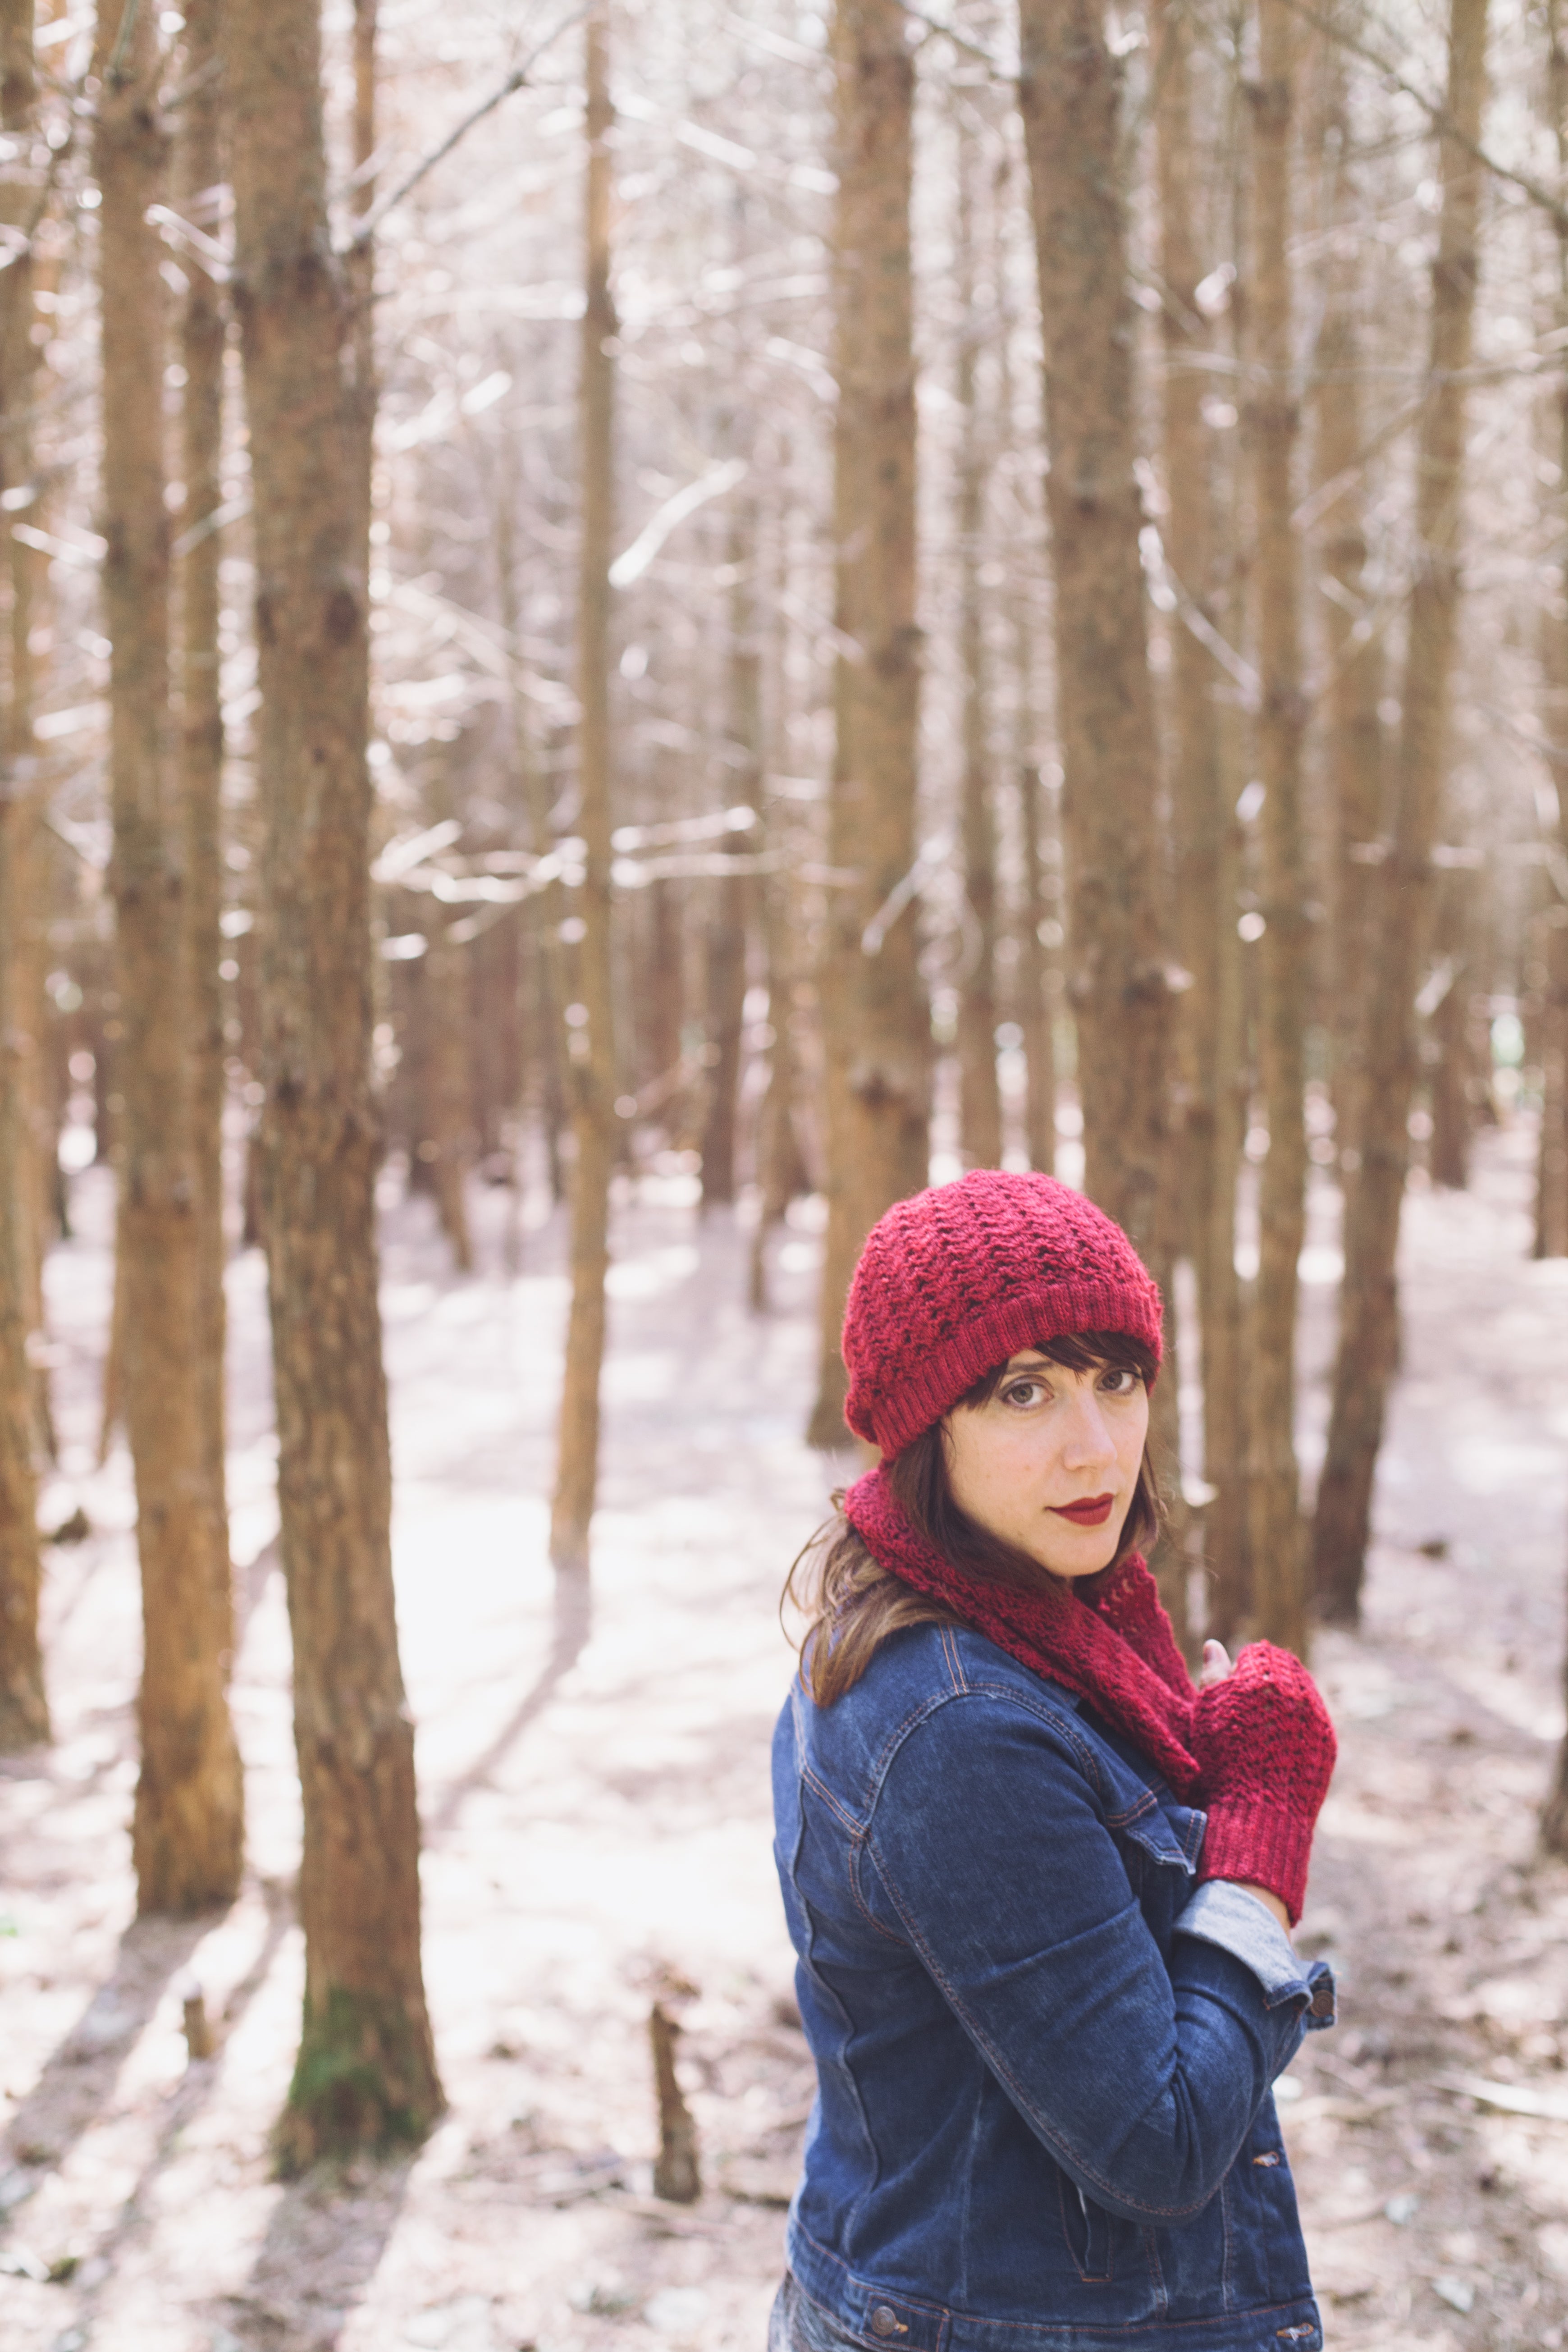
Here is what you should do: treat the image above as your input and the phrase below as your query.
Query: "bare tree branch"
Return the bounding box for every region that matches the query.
[345,2,593,254]
[1279,0,1568,232]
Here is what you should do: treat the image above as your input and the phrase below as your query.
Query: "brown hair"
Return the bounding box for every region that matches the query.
[783,1331,1163,1706]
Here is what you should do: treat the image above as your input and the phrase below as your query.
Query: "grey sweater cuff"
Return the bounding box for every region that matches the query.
[1174,1877,1304,2002]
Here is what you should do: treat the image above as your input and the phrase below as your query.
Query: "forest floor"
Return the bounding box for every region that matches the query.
[2,1120,1567,2352]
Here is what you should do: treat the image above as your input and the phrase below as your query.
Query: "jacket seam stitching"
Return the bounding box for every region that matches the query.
[801,1759,864,1835]
[787,2215,1315,2338]
[847,1832,909,1944]
[859,1678,1109,1809]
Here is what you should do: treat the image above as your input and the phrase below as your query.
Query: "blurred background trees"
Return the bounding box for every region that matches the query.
[5,0,1568,2145]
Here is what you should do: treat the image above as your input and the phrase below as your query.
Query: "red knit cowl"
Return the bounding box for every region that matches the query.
[843,1467,1201,1798]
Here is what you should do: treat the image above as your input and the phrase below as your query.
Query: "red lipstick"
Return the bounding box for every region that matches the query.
[1049,1493,1115,1527]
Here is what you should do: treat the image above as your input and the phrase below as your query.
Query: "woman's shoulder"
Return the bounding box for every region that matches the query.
[782,1619,1100,1807]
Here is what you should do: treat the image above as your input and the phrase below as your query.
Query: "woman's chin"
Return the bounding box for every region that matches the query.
[1028,1529,1120,1580]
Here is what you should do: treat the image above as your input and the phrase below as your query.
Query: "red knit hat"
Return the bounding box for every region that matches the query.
[841,1170,1163,1457]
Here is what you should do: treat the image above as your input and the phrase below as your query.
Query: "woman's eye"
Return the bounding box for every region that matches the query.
[1100,1369,1137,1394]
[1003,1380,1045,1408]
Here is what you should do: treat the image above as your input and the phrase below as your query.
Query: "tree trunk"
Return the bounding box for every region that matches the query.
[1537,900,1568,1251]
[348,0,376,548]
[1311,0,1489,1625]
[226,0,443,2158]
[701,502,756,1211]
[1017,0,1170,1260]
[426,919,475,1272]
[1203,790,1253,1641]
[750,856,810,1309]
[550,8,619,1572]
[808,0,927,1449]
[955,111,1001,1173]
[177,0,233,1672]
[642,873,684,1119]
[1429,865,1477,1191]
[699,878,747,1208]
[0,0,47,1751]
[492,466,568,1208]
[1536,0,1568,1263]
[1312,43,1385,1181]
[998,297,1059,1182]
[96,0,242,1911]
[1152,0,1249,1637]
[1536,0,1568,1859]
[750,497,810,1310]
[1202,44,1259,1644]
[1018,760,1056,1176]
[1241,0,1312,1656]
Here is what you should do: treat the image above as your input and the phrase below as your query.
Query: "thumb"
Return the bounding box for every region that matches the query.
[1200,1639,1233,1689]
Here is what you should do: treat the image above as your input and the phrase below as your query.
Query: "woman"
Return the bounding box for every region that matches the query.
[771,1171,1336,2352]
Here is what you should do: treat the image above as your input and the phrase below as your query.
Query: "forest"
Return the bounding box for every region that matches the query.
[1,0,1568,2346]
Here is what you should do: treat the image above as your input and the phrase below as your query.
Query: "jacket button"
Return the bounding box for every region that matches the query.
[870,2310,901,2338]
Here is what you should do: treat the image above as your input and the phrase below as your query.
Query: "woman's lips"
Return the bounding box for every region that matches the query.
[1048,1493,1115,1527]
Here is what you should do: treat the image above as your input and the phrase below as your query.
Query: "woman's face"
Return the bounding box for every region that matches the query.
[942,1349,1151,1579]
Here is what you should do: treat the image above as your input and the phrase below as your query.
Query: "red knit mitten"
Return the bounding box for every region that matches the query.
[1088,1554,1195,1708]
[1189,1642,1337,1928]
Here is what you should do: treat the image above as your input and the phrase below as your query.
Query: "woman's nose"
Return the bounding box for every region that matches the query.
[1060,1394,1117,1469]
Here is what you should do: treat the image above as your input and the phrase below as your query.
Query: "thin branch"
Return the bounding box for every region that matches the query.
[158,54,223,114]
[889,1,1006,74]
[1277,0,1568,233]
[105,0,142,90]
[346,3,594,253]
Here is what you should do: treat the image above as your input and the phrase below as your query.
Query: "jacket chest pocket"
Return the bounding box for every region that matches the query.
[1058,2175,1114,2283]
[1110,1792,1203,1931]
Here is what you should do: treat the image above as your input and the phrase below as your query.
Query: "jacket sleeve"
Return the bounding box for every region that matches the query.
[860,1690,1324,2224]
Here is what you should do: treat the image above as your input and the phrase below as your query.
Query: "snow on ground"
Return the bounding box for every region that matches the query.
[1,1122,1567,2352]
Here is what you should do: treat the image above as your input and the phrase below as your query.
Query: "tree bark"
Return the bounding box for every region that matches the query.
[1535,0,1568,1263]
[425,917,475,1272]
[1018,760,1056,1176]
[998,302,1058,1181]
[1536,898,1568,1250]
[1536,0,1568,1860]
[1428,866,1477,1190]
[492,464,568,1210]
[550,7,619,1570]
[96,0,243,1910]
[808,0,927,1449]
[0,0,47,1751]
[955,109,1001,1173]
[1017,0,1170,1260]
[1242,0,1312,1656]
[1312,39,1385,1181]
[177,0,233,1680]
[1311,0,1489,1625]
[1152,0,1250,1638]
[225,0,443,2157]
[700,504,756,1210]
[750,494,811,1310]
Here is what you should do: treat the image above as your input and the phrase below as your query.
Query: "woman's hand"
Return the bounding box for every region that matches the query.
[1195,1643,1291,1930]
[1189,1641,1337,1930]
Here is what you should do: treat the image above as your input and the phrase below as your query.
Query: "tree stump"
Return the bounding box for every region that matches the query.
[649,2000,700,2204]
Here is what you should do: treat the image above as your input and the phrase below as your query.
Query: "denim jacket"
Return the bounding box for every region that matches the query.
[772,1621,1335,2352]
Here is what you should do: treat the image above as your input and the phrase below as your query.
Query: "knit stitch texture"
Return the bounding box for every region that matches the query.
[842,1467,1202,1794]
[1189,1642,1338,1927]
[841,1170,1164,1457]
